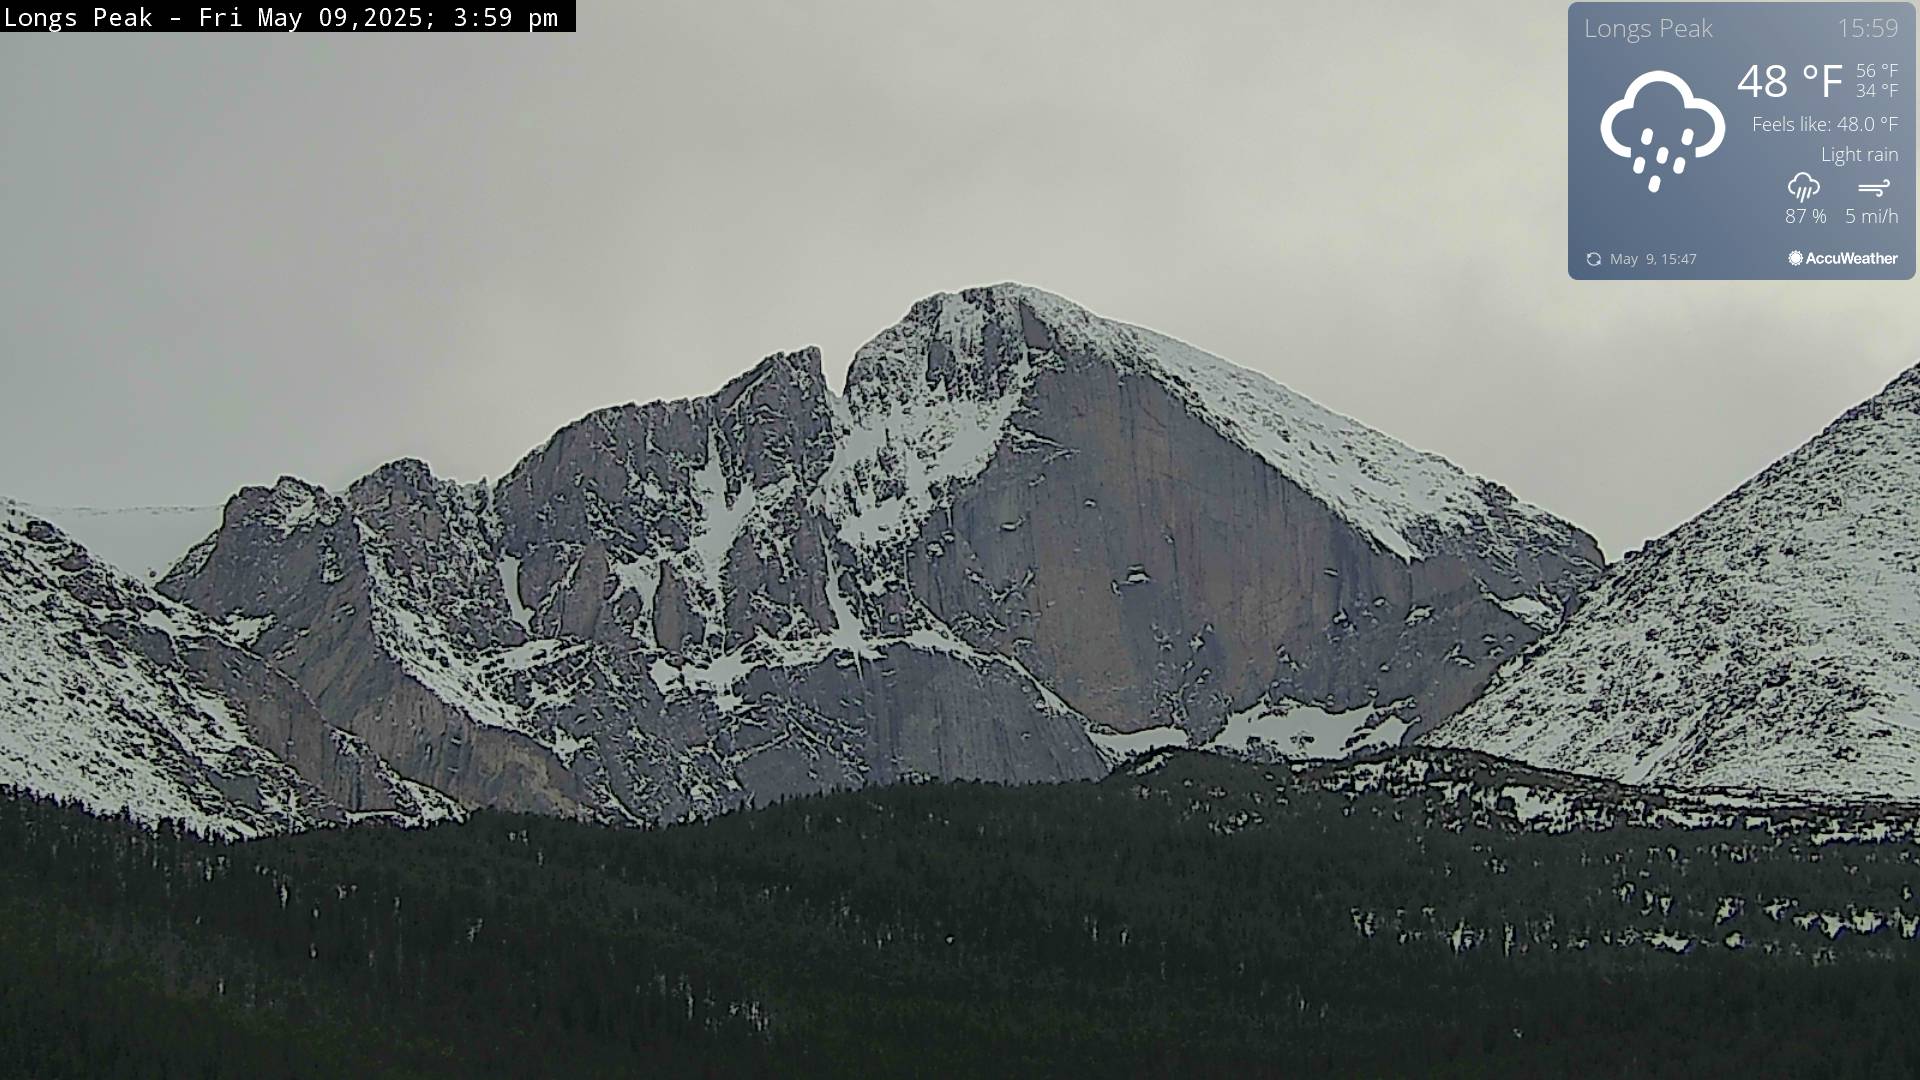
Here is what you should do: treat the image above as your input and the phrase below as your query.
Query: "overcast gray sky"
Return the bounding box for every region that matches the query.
[3,1,1916,559]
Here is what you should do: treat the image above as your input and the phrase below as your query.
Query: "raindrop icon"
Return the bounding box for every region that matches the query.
[1601,71,1727,195]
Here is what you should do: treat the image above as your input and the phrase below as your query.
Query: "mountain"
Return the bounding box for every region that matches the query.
[159,284,1602,821]
[0,503,457,837]
[3,500,223,581]
[1429,364,1920,800]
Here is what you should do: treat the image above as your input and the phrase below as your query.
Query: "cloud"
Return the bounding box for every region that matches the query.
[1601,71,1725,159]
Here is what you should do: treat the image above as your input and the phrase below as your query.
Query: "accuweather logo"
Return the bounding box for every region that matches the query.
[1787,250,1901,266]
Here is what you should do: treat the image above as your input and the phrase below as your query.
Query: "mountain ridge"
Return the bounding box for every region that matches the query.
[0,503,459,837]
[1428,360,1920,800]
[155,284,1601,821]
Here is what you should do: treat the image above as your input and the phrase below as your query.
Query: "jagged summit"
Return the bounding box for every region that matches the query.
[155,286,1601,822]
[1429,361,1920,800]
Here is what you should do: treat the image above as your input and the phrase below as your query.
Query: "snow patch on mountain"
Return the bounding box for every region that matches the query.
[497,556,534,631]
[1088,724,1189,765]
[357,520,542,737]
[1490,593,1558,633]
[1208,698,1411,760]
[824,304,1040,550]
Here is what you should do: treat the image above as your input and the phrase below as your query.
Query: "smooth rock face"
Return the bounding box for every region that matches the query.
[161,285,1601,821]
[891,312,1598,745]
[0,504,456,838]
[1428,365,1920,801]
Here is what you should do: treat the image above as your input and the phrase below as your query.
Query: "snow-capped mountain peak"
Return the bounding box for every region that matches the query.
[151,285,1600,821]
[837,284,1585,564]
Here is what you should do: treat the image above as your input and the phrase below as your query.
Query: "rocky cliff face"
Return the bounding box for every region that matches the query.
[161,285,1602,821]
[0,504,457,838]
[1428,364,1920,801]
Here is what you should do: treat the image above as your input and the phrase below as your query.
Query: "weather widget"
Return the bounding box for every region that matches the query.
[1570,3,1916,279]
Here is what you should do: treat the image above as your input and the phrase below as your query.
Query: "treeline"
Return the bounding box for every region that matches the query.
[3,752,1920,1076]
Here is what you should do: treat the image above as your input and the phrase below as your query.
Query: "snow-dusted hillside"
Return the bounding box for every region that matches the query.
[1124,745,1920,843]
[1429,364,1920,801]
[159,285,1600,820]
[6,500,222,581]
[0,504,458,837]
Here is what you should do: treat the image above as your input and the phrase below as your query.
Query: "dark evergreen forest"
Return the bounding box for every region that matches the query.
[4,750,1920,1077]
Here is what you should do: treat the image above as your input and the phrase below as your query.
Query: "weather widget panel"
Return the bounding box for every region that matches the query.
[1570,2,1915,279]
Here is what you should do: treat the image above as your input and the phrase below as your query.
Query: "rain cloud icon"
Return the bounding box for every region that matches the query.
[1601,71,1726,193]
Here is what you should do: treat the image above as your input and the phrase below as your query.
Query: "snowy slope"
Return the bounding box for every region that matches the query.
[1125,746,1920,841]
[7,500,222,581]
[1133,326,1577,563]
[0,504,458,837]
[1429,364,1920,800]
